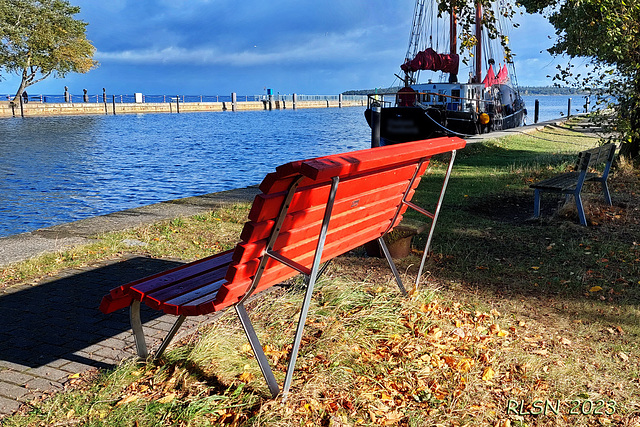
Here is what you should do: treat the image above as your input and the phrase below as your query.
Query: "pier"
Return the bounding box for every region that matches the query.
[0,93,367,118]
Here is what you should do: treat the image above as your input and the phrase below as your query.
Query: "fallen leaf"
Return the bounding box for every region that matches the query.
[238,372,255,382]
[482,367,495,381]
[457,358,473,372]
[157,392,176,404]
[384,410,403,425]
[452,327,466,339]
[589,286,603,292]
[116,394,140,406]
[619,352,629,362]
[560,337,572,346]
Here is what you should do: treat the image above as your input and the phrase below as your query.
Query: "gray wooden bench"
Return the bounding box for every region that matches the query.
[531,143,616,225]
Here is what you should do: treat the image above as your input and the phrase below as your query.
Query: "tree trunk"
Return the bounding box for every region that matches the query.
[11,68,31,105]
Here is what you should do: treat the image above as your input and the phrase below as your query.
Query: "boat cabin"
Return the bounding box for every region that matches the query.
[399,83,488,113]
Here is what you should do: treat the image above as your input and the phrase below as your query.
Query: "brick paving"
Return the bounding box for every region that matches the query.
[0,254,215,417]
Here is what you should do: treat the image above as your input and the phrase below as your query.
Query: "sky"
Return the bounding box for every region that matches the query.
[1,0,570,97]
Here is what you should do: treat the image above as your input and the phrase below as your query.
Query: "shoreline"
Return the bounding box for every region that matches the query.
[0,117,570,267]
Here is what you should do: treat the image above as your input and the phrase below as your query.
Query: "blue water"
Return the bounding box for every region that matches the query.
[0,95,579,238]
[0,108,371,237]
[521,94,591,123]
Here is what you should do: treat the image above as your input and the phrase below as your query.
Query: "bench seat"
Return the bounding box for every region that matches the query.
[531,171,600,192]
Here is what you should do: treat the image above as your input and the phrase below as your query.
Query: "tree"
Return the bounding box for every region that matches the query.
[517,0,640,160]
[0,0,97,104]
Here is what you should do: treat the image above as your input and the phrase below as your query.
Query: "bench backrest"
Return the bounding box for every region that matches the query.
[202,137,465,313]
[577,143,616,172]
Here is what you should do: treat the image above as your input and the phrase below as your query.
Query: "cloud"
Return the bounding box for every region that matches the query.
[3,0,565,95]
[96,26,397,68]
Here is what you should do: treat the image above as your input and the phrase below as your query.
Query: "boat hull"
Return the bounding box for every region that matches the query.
[365,105,525,144]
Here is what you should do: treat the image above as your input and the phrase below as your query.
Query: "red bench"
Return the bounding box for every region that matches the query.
[99,136,466,397]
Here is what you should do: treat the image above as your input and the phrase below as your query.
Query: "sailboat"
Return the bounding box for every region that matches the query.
[365,0,526,144]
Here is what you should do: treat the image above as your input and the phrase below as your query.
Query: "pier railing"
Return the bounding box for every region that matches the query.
[2,93,367,104]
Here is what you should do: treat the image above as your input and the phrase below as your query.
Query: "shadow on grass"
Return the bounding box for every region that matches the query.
[410,144,639,323]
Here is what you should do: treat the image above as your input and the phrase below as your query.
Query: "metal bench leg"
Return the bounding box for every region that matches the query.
[378,237,407,296]
[282,273,318,400]
[533,189,542,218]
[282,176,339,400]
[130,300,148,358]
[414,150,457,291]
[153,315,186,361]
[235,303,280,398]
[601,180,612,205]
[575,193,587,226]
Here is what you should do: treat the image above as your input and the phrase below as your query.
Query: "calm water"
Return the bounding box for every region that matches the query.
[0,95,577,238]
[521,94,591,123]
[0,108,371,237]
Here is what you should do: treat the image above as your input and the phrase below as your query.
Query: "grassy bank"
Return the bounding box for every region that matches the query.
[2,120,639,426]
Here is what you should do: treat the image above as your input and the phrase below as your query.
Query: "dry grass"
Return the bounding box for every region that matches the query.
[0,203,249,292]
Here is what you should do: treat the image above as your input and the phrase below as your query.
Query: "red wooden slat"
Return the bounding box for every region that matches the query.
[222,211,399,290]
[141,266,229,310]
[298,137,463,181]
[126,251,233,299]
[99,294,133,314]
[240,179,413,244]
[161,279,227,315]
[232,204,400,268]
[250,163,420,223]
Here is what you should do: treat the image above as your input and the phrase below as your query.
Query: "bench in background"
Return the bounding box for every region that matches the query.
[100,137,466,397]
[530,143,616,226]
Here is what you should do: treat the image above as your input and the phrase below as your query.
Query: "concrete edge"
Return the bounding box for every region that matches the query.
[0,185,260,267]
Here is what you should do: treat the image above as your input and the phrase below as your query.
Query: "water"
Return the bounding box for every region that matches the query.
[0,108,371,237]
[0,95,579,238]
[521,94,591,123]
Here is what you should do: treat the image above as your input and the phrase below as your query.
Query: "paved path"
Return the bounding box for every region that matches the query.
[0,118,581,417]
[0,186,260,417]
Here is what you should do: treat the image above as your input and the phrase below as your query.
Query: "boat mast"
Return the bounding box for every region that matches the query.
[404,0,427,85]
[449,5,458,83]
[474,3,482,83]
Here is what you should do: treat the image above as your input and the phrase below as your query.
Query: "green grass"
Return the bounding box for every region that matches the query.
[2,119,640,426]
[0,204,250,291]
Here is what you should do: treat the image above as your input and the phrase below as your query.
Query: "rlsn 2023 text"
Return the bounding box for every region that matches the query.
[506,399,617,416]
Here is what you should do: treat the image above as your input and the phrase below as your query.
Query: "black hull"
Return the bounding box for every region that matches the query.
[365,106,526,145]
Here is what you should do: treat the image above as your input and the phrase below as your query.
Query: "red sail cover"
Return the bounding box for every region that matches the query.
[483,64,510,88]
[401,48,460,74]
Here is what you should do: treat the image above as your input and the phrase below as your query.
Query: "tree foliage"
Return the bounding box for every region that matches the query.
[435,0,519,64]
[518,0,640,160]
[0,0,97,103]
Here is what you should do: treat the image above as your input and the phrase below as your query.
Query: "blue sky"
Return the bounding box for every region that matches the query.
[1,0,567,97]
